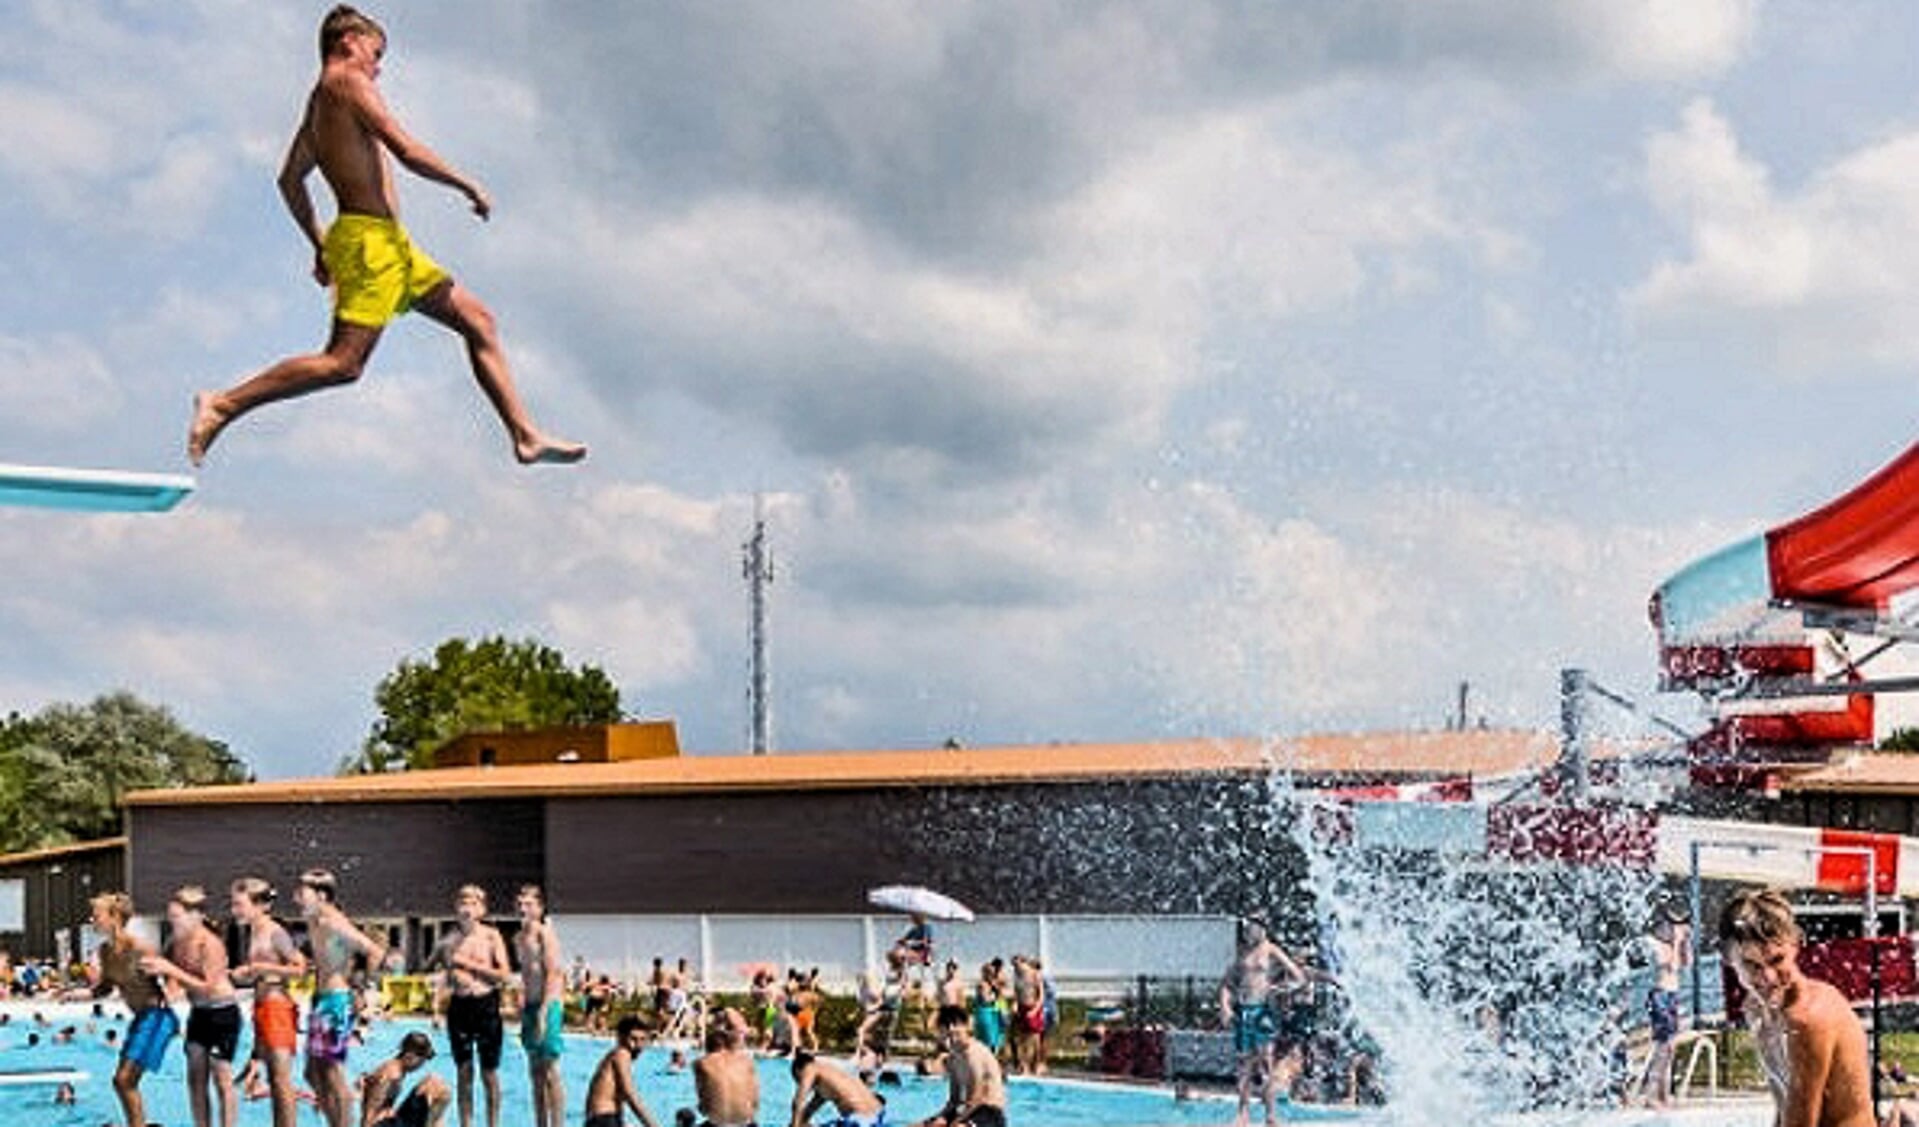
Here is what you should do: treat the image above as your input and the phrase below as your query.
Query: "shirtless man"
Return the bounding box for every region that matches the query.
[1720,888,1872,1127]
[298,868,389,1127]
[1639,902,1692,1108]
[1218,916,1307,1127]
[359,1031,451,1127]
[231,878,309,1127]
[516,884,567,1127]
[915,1005,1007,1127]
[428,886,511,1127]
[187,4,584,468]
[143,886,242,1127]
[86,892,177,1127]
[695,1008,760,1127]
[790,1049,885,1127]
[584,1015,662,1127]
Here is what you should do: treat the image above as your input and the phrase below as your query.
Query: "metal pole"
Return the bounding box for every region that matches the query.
[1869,852,1882,1118]
[1689,841,1705,1028]
[1559,668,1590,802]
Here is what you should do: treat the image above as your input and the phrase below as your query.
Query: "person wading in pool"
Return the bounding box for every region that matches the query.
[516,884,568,1127]
[231,877,310,1127]
[361,1030,452,1127]
[426,885,511,1127]
[584,1014,663,1127]
[298,867,389,1127]
[1720,888,1873,1127]
[142,885,242,1127]
[915,1004,1007,1127]
[1218,916,1307,1127]
[694,1008,760,1127]
[790,1049,886,1127]
[186,4,585,469]
[81,892,176,1127]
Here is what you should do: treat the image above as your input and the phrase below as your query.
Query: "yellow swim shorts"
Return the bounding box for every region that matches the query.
[322,213,451,328]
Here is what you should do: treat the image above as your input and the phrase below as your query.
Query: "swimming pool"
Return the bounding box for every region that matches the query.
[0,1002,1769,1126]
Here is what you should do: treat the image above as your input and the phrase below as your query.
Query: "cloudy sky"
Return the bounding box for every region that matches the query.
[2,0,1914,778]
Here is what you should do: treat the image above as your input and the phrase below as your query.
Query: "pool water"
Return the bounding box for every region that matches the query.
[0,1006,1776,1126]
[0,1009,1250,1127]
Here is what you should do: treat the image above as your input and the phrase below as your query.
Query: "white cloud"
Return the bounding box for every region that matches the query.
[0,333,123,432]
[1631,98,1919,372]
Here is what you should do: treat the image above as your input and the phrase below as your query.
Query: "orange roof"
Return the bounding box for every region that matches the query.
[0,836,126,868]
[1780,753,1919,795]
[125,730,1575,807]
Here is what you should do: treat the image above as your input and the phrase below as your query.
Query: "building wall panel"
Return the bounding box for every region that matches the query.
[127,801,545,919]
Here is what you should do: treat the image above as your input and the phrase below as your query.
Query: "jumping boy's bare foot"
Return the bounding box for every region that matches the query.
[187,392,229,467]
[515,433,588,465]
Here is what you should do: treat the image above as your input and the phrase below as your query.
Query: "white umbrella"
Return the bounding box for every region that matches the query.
[867,885,975,922]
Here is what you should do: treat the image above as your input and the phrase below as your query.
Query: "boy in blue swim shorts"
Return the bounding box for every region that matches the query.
[89,892,176,1127]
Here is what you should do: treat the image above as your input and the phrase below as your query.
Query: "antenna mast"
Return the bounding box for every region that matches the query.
[743,495,774,755]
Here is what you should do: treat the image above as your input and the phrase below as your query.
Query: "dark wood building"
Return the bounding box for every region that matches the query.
[124,730,1573,978]
[0,837,126,962]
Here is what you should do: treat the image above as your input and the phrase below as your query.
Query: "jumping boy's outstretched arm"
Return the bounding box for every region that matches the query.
[334,67,490,218]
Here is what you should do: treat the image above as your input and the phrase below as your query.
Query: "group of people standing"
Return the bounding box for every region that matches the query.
[82,874,569,1127]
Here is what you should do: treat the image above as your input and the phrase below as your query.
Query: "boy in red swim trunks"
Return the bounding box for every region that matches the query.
[188,5,585,469]
[230,877,307,1127]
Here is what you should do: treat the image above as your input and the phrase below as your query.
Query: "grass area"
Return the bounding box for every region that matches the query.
[1715,1028,1919,1092]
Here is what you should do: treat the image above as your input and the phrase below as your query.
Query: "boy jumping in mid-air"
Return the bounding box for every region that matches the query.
[188,5,585,469]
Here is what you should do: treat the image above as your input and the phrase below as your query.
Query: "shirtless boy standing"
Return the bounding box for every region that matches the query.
[516,884,567,1127]
[187,4,584,468]
[297,868,389,1127]
[915,1005,1007,1127]
[86,892,176,1127]
[143,886,242,1127]
[584,1015,662,1127]
[1719,888,1873,1127]
[230,878,308,1127]
[429,886,511,1127]
[1218,916,1307,1127]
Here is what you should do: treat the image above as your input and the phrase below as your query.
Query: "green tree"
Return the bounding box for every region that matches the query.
[348,635,622,773]
[0,691,247,853]
[1882,727,1919,752]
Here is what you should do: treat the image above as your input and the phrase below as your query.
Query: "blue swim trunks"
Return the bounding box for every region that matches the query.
[123,1005,180,1073]
[521,998,565,1063]
[308,989,355,1065]
[1648,988,1680,1043]
[1233,1003,1278,1054]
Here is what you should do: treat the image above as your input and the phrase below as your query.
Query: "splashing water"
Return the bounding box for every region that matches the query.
[1289,782,1666,1126]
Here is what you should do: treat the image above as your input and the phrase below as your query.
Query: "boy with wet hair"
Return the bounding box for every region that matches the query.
[1719,888,1872,1127]
[915,1005,1005,1127]
[583,1015,662,1127]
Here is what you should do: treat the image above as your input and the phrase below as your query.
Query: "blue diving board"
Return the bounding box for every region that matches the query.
[0,462,194,513]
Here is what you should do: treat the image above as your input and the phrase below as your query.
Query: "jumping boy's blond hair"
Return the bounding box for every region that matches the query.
[320,5,383,61]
